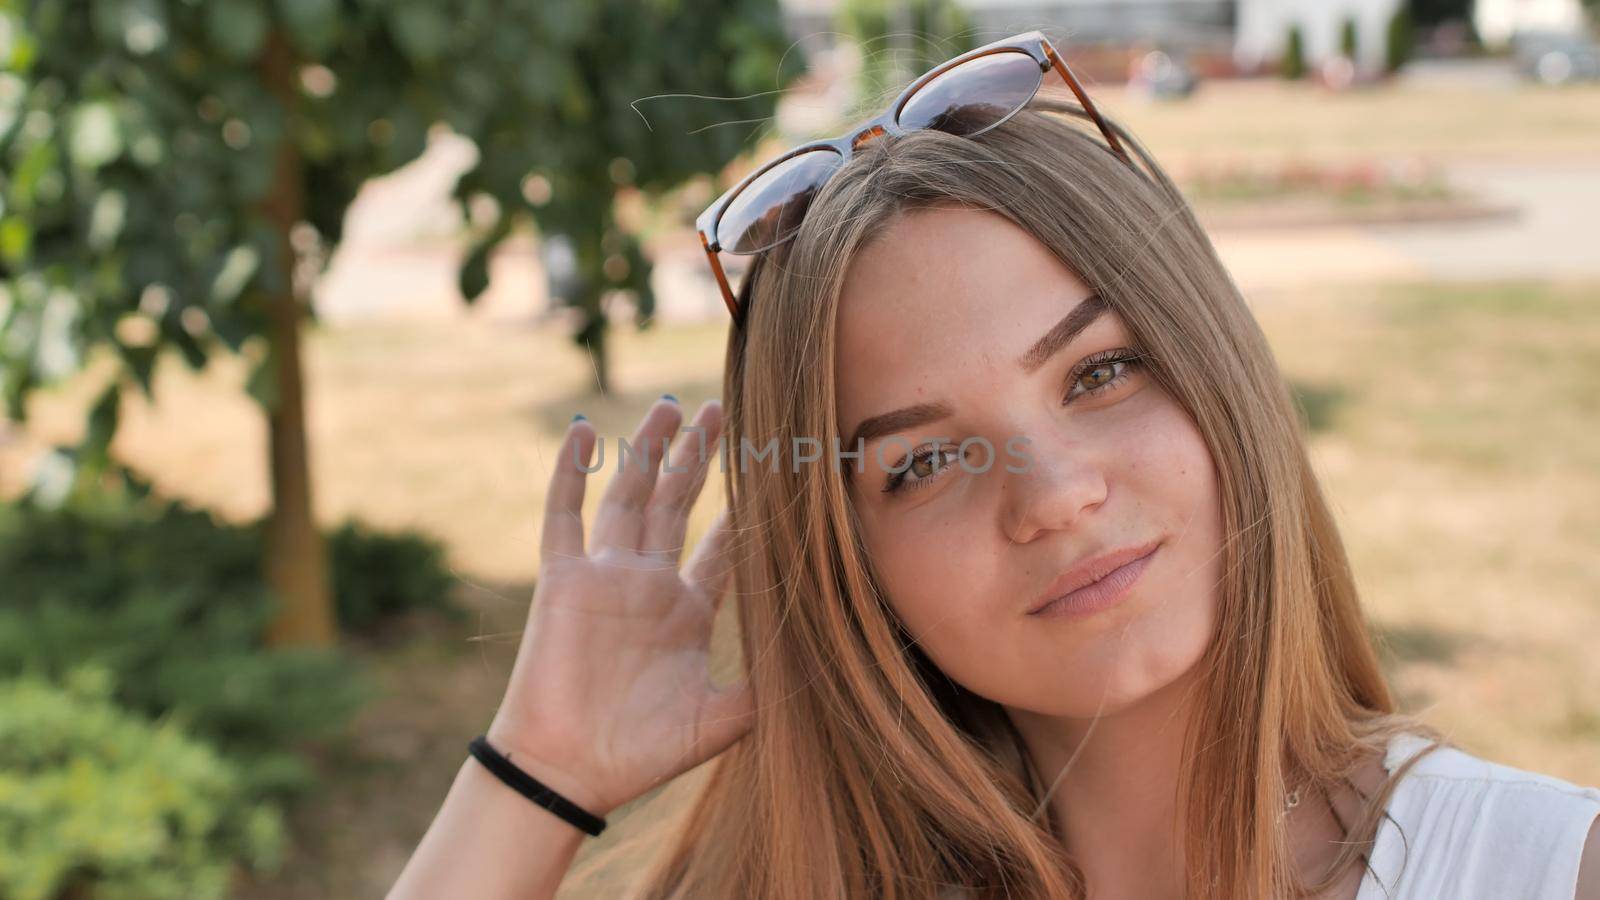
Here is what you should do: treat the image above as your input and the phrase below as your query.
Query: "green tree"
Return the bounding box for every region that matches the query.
[1340,15,1360,61]
[0,0,799,645]
[1282,23,1307,80]
[1385,7,1416,75]
[837,0,975,116]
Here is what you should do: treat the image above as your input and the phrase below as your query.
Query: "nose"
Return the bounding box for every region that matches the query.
[1000,436,1109,545]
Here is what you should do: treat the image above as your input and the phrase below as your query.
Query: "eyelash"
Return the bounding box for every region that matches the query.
[880,347,1147,496]
[1063,347,1145,405]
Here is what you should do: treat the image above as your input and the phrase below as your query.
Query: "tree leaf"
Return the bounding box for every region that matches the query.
[170,323,208,370]
[83,380,121,465]
[387,4,449,65]
[210,245,260,305]
[87,190,128,251]
[206,0,269,63]
[26,446,77,510]
[277,0,341,59]
[122,0,171,56]
[69,102,123,170]
[245,347,278,410]
[458,239,491,303]
[113,339,159,399]
[0,218,32,267]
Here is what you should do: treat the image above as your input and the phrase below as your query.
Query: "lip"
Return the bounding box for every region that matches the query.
[1026,539,1162,619]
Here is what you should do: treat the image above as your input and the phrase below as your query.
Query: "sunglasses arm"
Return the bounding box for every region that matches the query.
[699,231,740,318]
[1042,43,1133,168]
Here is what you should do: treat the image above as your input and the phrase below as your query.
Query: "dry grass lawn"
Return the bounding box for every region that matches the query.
[3,275,1597,897]
[1087,79,1600,169]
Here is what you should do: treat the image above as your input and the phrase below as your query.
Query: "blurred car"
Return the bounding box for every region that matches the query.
[1128,49,1199,100]
[1510,30,1600,85]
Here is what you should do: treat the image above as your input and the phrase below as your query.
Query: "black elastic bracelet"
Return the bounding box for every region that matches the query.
[467,735,607,837]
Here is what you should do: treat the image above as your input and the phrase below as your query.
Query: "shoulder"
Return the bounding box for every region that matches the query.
[1390,733,1600,798]
[1363,733,1600,900]
[1580,814,1600,900]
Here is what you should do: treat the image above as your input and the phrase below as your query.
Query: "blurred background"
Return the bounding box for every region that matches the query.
[2,0,1598,896]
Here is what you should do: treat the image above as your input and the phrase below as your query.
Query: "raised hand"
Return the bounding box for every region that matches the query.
[484,396,754,817]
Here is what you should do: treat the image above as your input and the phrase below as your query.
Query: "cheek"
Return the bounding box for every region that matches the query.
[1118,388,1219,514]
[1072,403,1226,711]
[860,510,1001,653]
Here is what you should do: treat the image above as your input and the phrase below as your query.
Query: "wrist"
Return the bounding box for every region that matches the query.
[483,717,616,818]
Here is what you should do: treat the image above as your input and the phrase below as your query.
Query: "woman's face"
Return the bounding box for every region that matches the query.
[834,205,1225,719]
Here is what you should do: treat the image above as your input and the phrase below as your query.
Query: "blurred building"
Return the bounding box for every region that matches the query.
[1474,0,1587,47]
[780,0,1238,84]
[780,0,1434,84]
[1233,0,1403,78]
[783,0,1236,46]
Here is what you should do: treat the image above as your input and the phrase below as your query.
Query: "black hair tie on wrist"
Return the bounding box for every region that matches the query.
[467,735,607,837]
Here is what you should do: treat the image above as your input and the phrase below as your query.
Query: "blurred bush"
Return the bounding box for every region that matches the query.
[326,518,464,634]
[0,492,460,797]
[0,667,285,900]
[0,489,462,637]
[1386,7,1416,74]
[1283,24,1307,80]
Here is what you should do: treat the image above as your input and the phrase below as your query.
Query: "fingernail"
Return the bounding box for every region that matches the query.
[661,393,678,403]
[571,412,587,422]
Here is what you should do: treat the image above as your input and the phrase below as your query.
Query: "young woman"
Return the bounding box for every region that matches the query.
[390,32,1600,900]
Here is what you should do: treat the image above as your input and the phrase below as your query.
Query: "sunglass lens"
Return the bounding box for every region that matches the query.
[897,50,1043,137]
[717,147,844,255]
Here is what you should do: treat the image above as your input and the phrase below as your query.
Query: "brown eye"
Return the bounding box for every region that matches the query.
[1079,363,1118,391]
[1063,348,1146,405]
[911,449,949,478]
[883,445,961,494]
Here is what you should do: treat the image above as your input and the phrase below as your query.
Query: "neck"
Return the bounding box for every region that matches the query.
[1004,667,1202,899]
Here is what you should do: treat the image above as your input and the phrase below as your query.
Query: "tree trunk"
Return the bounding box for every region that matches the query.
[259,29,337,647]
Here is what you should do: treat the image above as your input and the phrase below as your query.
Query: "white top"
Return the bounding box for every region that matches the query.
[1357,733,1600,900]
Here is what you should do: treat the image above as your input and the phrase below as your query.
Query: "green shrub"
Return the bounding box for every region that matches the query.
[0,498,379,799]
[0,669,286,900]
[0,491,460,637]
[0,585,367,798]
[327,519,465,634]
[1283,23,1307,79]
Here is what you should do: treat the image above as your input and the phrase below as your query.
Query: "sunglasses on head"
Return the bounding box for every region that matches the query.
[695,30,1135,322]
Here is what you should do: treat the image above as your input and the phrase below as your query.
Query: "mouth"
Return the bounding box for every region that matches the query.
[1027,539,1162,620]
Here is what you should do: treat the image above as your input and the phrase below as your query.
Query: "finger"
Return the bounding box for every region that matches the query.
[683,506,739,611]
[640,401,724,561]
[590,396,684,554]
[541,416,598,562]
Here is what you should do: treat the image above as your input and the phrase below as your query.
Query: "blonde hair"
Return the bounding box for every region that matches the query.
[581,96,1431,899]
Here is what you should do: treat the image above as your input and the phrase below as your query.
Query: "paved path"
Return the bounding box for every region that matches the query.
[1353,158,1600,283]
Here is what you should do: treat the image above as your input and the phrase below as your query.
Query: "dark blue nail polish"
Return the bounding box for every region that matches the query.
[661,393,678,403]
[572,413,587,422]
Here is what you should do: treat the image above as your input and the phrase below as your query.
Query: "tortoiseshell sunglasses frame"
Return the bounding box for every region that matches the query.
[695,30,1133,322]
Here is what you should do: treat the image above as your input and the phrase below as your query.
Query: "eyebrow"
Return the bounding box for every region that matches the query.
[1017,291,1106,375]
[845,292,1107,452]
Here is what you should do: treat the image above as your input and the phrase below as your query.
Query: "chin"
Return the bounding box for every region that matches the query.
[1025,633,1211,720]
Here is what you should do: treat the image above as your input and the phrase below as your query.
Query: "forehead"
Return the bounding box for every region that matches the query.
[833,206,1097,418]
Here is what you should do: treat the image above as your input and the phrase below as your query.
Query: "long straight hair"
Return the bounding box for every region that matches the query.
[581,96,1429,900]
